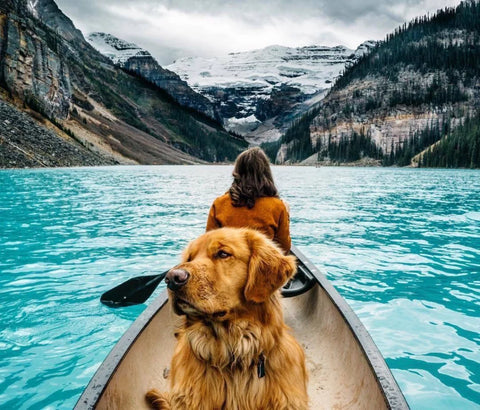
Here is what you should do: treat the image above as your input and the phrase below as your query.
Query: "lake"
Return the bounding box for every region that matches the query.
[0,165,479,409]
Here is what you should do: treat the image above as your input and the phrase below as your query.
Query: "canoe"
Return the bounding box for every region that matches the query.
[75,245,409,409]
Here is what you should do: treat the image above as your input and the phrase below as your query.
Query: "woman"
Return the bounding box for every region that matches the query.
[206,147,291,253]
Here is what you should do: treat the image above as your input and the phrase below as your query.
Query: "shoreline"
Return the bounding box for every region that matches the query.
[1,162,479,171]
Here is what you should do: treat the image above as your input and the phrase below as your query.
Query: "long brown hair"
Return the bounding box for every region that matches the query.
[229,147,279,208]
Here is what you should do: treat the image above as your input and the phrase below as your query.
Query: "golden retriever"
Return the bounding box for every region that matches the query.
[146,227,308,410]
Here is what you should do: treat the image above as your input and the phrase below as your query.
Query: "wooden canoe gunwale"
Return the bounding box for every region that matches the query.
[75,245,408,410]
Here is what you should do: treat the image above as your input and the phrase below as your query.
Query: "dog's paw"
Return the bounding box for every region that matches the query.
[146,389,170,409]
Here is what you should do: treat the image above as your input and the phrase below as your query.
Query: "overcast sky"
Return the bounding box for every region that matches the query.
[55,0,463,65]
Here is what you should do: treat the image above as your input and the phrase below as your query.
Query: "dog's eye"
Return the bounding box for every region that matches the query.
[215,250,231,259]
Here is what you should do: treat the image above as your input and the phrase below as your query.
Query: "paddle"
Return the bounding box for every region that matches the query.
[100,271,168,308]
[101,263,316,307]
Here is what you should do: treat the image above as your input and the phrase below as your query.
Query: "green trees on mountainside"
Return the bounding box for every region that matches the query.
[335,1,480,90]
[165,107,247,162]
[261,108,319,163]
[271,0,480,168]
[320,132,383,163]
[383,117,451,166]
[421,114,480,168]
[281,108,320,161]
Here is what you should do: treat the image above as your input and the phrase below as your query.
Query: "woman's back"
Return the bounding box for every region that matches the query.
[205,147,291,253]
[206,193,291,253]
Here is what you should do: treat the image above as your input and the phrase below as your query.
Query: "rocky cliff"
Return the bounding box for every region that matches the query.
[0,97,115,167]
[1,0,72,119]
[31,0,84,43]
[87,32,220,122]
[274,2,480,166]
[0,0,245,168]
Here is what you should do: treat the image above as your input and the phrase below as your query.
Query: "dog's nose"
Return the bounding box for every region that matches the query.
[165,268,190,290]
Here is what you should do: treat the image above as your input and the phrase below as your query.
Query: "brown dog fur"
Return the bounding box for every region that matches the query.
[146,227,308,410]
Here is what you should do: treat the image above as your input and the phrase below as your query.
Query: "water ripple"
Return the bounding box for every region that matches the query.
[1,166,479,409]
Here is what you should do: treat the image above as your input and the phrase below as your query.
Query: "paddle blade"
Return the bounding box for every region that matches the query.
[100,272,167,308]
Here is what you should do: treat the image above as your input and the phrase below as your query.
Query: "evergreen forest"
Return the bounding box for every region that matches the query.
[420,114,480,168]
[268,1,480,168]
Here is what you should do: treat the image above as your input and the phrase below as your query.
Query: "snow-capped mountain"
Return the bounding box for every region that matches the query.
[169,45,359,95]
[87,31,376,143]
[167,42,376,142]
[86,33,219,121]
[87,32,151,65]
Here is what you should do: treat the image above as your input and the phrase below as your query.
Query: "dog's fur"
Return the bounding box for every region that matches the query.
[146,227,308,410]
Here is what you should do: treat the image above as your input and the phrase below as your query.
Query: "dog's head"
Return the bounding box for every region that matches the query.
[165,228,297,319]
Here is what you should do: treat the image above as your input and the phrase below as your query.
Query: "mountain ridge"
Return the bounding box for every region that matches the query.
[87,32,221,122]
[269,1,480,168]
[0,0,246,168]
[166,41,376,143]
[85,31,377,144]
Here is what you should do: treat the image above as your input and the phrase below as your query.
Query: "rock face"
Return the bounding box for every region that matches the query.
[87,32,220,122]
[0,1,72,119]
[0,0,245,168]
[31,0,84,43]
[166,43,376,143]
[0,98,112,167]
[276,3,480,165]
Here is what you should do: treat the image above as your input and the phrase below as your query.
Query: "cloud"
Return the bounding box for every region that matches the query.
[54,0,463,65]
[105,5,335,55]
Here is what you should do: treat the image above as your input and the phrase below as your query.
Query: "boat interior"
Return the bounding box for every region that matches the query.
[94,283,389,409]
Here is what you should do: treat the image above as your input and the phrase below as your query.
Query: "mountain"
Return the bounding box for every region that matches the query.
[418,111,480,168]
[0,96,115,167]
[270,1,480,168]
[166,42,376,143]
[0,0,246,168]
[86,32,150,66]
[86,32,220,122]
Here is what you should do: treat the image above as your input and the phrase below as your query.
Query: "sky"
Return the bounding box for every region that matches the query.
[55,0,464,65]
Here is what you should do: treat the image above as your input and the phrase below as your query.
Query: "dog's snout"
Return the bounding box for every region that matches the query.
[165,268,190,290]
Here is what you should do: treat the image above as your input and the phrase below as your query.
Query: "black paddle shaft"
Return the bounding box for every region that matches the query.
[100,271,168,308]
[101,263,314,308]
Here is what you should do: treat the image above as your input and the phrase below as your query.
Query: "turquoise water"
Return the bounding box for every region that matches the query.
[0,165,479,409]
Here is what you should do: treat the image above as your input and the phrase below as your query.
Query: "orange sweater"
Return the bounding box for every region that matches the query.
[206,193,291,253]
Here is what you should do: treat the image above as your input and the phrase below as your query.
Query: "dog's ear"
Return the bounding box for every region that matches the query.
[244,230,297,303]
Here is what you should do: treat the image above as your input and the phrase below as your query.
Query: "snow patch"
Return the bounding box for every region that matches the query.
[27,0,39,17]
[166,44,359,95]
[87,32,152,65]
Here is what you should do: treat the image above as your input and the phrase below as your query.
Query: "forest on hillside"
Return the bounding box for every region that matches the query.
[420,113,480,168]
[335,1,480,90]
[265,1,480,168]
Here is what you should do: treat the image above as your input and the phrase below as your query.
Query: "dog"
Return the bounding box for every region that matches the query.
[146,227,308,410]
